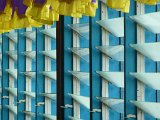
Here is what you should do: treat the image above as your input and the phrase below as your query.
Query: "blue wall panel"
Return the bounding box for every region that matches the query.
[36,27,45,120]
[64,16,73,119]
[91,1,102,120]
[125,0,137,117]
[17,29,26,120]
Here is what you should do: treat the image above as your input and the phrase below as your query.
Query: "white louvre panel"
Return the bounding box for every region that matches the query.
[6,32,18,43]
[69,71,89,86]
[23,31,36,41]
[23,51,36,59]
[131,101,160,119]
[69,47,89,62]
[5,105,17,115]
[41,93,56,100]
[41,71,56,80]
[21,91,35,98]
[96,71,124,88]
[40,28,56,39]
[39,113,57,120]
[40,50,56,60]
[22,71,35,79]
[96,45,124,61]
[22,111,35,117]
[130,73,160,90]
[97,97,124,113]
[96,17,124,37]
[130,12,160,34]
[68,93,90,109]
[68,23,89,40]
[130,42,160,61]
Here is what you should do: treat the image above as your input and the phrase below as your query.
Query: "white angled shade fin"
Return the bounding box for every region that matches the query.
[96,45,124,61]
[7,51,17,61]
[130,12,160,34]
[68,116,83,120]
[68,93,90,109]
[40,28,56,39]
[96,17,124,37]
[41,93,56,100]
[22,111,35,117]
[22,71,35,78]
[23,31,36,41]
[40,114,57,120]
[6,69,17,79]
[21,91,35,98]
[24,51,36,59]
[69,47,89,62]
[130,42,160,61]
[131,101,160,119]
[41,50,56,60]
[68,23,89,40]
[5,87,17,96]
[6,32,18,43]
[69,71,89,86]
[130,73,160,90]
[5,105,17,115]
[97,97,124,113]
[41,71,56,80]
[96,71,124,88]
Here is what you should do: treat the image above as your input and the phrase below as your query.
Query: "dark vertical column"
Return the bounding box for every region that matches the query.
[89,16,93,120]
[2,33,9,120]
[124,13,127,119]
[56,15,64,120]
[90,2,102,119]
